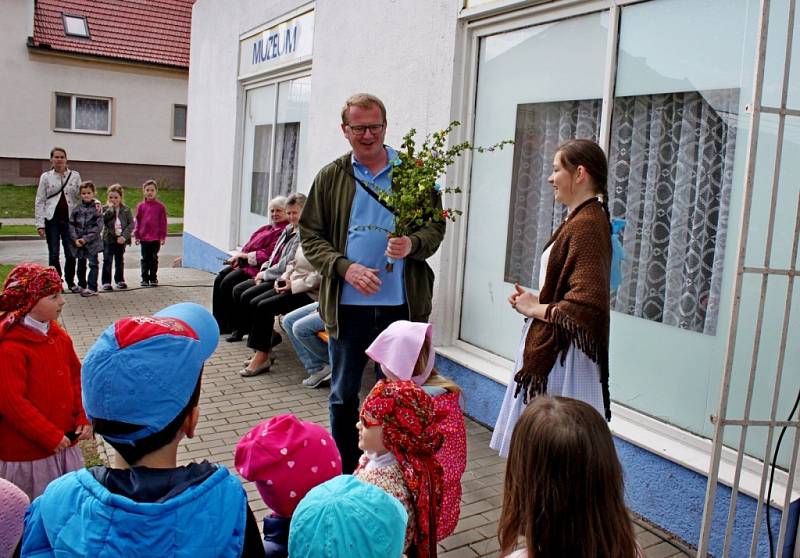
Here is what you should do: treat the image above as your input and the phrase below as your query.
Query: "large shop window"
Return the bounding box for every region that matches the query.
[505,90,738,335]
[239,76,310,243]
[460,0,752,435]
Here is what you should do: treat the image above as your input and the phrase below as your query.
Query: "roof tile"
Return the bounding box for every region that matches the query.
[32,0,194,69]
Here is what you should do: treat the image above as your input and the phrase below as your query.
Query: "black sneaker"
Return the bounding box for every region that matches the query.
[150,279,159,287]
[101,284,113,291]
[140,280,150,287]
[226,331,244,343]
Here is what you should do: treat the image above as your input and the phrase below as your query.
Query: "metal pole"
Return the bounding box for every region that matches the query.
[697,0,771,554]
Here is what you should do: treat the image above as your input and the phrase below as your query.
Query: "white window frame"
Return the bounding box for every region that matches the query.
[437,0,791,507]
[54,93,112,135]
[62,14,90,38]
[172,104,187,141]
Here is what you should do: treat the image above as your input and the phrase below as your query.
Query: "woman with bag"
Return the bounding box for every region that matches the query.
[34,147,83,291]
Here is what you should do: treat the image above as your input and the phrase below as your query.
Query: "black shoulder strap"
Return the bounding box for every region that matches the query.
[334,158,396,214]
[46,171,72,200]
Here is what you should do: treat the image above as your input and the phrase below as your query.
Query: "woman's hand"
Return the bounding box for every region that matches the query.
[509,283,544,319]
[53,436,71,453]
[75,424,93,441]
[116,236,125,245]
[275,280,291,293]
[254,275,263,285]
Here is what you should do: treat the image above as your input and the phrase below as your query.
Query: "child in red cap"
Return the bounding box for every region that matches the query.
[0,263,92,500]
[235,414,342,558]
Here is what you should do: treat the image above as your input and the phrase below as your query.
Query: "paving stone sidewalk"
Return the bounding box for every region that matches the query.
[61,267,692,558]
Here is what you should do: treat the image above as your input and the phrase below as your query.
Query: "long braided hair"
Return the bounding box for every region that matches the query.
[556,138,611,233]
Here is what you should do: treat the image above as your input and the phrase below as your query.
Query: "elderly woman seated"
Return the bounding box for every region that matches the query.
[212,195,287,335]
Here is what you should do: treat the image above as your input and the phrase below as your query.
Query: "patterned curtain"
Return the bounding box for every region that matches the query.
[273,122,300,198]
[609,90,738,335]
[250,124,272,216]
[75,98,109,131]
[505,99,602,285]
[502,89,738,335]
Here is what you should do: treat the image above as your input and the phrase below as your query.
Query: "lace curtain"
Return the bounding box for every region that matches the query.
[273,122,300,198]
[503,89,738,334]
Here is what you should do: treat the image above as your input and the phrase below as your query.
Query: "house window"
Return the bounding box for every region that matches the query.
[54,94,111,134]
[173,104,187,140]
[62,15,89,38]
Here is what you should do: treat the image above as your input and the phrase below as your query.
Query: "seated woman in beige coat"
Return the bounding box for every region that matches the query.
[240,244,321,377]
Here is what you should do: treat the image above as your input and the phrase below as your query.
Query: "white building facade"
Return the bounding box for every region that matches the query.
[184,1,800,554]
[0,0,191,187]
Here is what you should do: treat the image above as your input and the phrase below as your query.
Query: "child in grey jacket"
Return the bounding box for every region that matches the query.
[101,184,133,290]
[69,181,103,296]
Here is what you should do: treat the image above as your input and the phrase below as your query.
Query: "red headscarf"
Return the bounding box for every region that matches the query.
[361,380,444,558]
[0,263,62,338]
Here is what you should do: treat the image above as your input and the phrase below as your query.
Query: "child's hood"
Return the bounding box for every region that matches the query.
[24,467,248,557]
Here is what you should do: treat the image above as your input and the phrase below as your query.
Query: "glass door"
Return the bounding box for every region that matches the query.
[238,75,311,244]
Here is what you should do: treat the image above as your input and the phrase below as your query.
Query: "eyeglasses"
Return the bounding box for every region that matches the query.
[347,124,385,136]
[360,411,381,428]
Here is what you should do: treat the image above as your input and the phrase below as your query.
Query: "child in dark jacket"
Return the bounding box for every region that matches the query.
[21,303,266,558]
[133,179,167,287]
[69,181,103,296]
[235,414,342,558]
[101,183,133,290]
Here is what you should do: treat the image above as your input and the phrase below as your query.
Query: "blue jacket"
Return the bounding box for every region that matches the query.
[21,465,247,557]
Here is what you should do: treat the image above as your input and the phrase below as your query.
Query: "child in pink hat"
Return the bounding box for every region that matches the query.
[235,414,342,558]
[365,320,467,541]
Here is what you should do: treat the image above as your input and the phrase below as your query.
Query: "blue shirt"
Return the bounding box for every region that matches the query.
[341,147,406,306]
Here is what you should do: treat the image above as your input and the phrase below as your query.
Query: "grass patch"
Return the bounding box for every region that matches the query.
[0,224,183,236]
[0,224,38,236]
[0,184,184,218]
[0,264,14,284]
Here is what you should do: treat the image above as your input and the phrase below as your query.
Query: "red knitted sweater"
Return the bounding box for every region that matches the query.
[0,321,88,461]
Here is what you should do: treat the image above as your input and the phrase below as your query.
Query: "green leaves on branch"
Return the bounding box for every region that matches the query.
[380,121,513,237]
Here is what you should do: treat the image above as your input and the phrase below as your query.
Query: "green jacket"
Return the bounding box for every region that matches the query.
[299,152,445,339]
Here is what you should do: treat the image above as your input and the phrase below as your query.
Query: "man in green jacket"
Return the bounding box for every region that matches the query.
[300,93,445,473]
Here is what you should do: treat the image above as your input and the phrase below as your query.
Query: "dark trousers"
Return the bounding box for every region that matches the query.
[246,291,314,352]
[230,279,274,333]
[212,267,252,333]
[329,304,409,473]
[44,218,75,287]
[76,253,99,291]
[101,241,126,285]
[140,241,161,282]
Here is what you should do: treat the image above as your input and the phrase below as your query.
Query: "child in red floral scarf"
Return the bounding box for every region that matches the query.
[355,379,443,558]
[0,264,92,499]
[365,320,467,541]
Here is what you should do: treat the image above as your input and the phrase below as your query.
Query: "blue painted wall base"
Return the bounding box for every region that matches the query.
[182,231,228,273]
[435,354,795,557]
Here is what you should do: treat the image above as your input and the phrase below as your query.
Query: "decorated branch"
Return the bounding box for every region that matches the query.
[378,121,513,270]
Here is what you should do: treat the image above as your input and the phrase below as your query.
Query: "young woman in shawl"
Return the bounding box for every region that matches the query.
[490,139,612,458]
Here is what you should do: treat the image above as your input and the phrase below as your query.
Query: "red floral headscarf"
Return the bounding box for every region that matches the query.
[361,380,444,558]
[0,263,62,337]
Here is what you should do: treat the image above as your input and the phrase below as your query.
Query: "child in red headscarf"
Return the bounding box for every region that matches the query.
[355,379,444,558]
[365,320,467,541]
[0,263,92,500]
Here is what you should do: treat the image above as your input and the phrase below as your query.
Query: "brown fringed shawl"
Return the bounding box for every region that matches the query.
[514,198,612,420]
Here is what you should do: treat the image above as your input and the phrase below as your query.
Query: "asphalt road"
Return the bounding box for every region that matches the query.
[0,235,184,268]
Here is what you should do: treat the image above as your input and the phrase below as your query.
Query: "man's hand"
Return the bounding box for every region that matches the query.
[345,263,381,296]
[75,239,85,247]
[75,424,93,441]
[160,239,166,246]
[38,228,45,238]
[386,235,412,259]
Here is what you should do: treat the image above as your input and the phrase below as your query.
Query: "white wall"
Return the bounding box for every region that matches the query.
[185,0,462,328]
[0,0,187,166]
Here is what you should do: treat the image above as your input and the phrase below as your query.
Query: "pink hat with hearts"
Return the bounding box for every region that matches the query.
[366,320,434,386]
[234,414,342,517]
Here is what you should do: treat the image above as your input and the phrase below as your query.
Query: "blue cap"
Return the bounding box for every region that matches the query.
[81,303,219,444]
[288,475,407,558]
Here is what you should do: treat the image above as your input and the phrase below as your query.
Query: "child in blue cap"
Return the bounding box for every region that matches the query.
[20,303,266,558]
